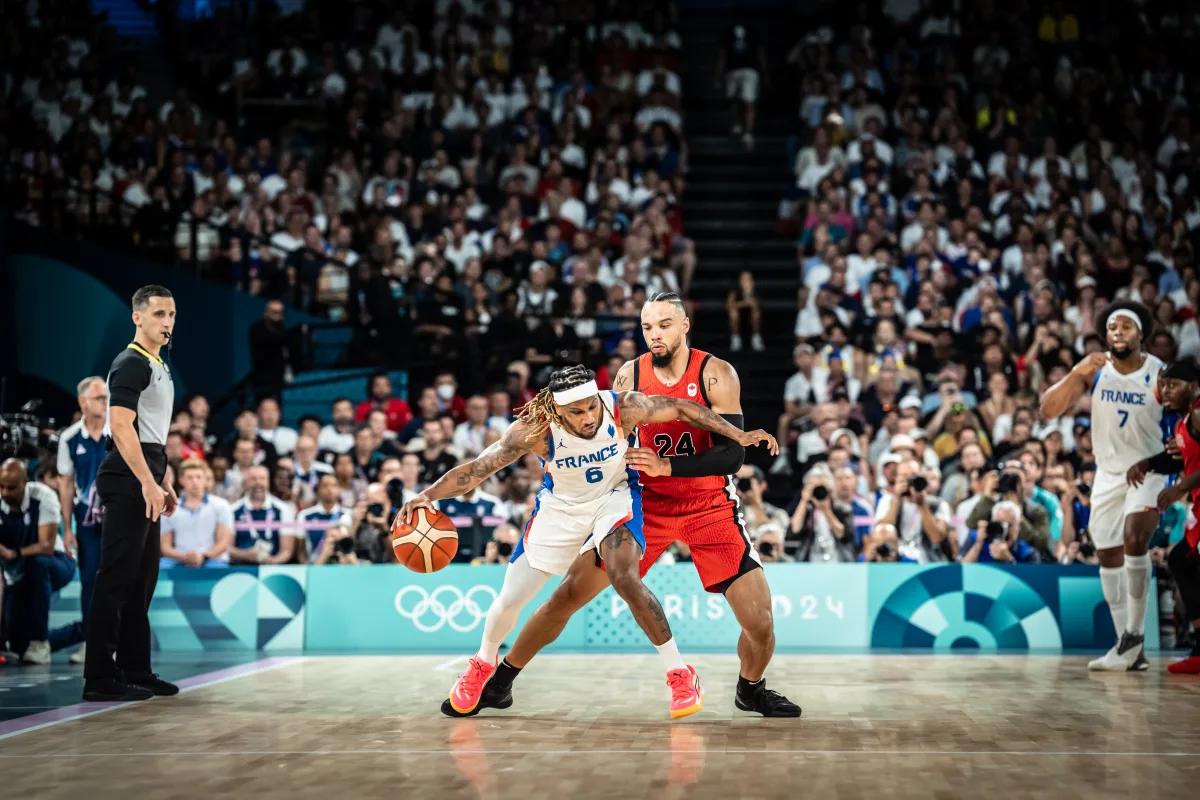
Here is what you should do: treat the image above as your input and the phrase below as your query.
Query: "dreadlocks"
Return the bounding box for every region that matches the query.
[515,365,597,433]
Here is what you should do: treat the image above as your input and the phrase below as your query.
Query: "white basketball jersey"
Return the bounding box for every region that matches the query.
[538,391,634,505]
[1090,353,1166,473]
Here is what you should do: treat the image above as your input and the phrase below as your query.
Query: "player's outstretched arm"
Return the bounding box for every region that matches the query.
[1039,351,1108,419]
[619,391,779,455]
[397,420,538,521]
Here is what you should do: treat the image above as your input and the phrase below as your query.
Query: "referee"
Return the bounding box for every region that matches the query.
[83,285,181,702]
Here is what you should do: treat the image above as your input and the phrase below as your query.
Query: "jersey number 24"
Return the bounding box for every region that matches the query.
[654,432,696,458]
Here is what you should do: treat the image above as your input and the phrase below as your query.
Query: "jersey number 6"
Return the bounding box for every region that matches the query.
[585,467,603,483]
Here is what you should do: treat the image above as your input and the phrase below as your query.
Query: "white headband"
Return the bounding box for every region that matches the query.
[552,380,599,406]
[1107,309,1142,331]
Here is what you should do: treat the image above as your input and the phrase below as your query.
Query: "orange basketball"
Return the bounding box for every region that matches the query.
[392,507,458,572]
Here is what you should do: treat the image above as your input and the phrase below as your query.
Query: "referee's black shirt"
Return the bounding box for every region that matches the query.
[100,345,175,482]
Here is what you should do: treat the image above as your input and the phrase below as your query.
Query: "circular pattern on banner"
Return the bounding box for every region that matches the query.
[871,566,1062,651]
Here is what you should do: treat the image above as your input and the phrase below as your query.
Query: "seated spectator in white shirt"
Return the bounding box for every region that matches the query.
[257,397,298,456]
[298,474,354,562]
[453,395,493,458]
[318,398,358,453]
[161,460,234,568]
[293,435,333,494]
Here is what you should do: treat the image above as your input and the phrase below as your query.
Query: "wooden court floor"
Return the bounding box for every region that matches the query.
[1,653,1199,799]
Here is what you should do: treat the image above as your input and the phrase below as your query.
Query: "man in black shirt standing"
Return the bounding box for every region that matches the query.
[83,285,181,702]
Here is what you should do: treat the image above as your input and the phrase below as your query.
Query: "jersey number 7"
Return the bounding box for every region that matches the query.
[1117,409,1129,428]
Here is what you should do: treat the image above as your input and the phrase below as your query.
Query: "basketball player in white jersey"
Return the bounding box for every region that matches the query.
[397,365,777,718]
[1041,301,1164,670]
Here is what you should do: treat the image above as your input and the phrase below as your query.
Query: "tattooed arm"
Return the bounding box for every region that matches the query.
[624,356,748,477]
[618,390,779,454]
[610,359,635,392]
[396,420,540,522]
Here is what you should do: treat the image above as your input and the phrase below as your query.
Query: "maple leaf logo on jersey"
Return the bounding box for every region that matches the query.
[687,383,698,397]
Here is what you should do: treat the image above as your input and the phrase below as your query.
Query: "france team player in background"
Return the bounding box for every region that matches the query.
[1041,301,1164,671]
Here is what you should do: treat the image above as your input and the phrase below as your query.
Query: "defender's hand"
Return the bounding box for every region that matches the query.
[736,429,779,455]
[1157,484,1186,511]
[625,447,671,477]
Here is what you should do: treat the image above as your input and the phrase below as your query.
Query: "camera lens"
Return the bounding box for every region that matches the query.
[910,476,928,493]
[335,536,355,555]
[758,541,775,557]
[812,485,829,501]
[386,478,406,509]
[367,502,384,517]
[985,521,1007,540]
[736,478,753,492]
[997,473,1021,494]
[497,541,513,558]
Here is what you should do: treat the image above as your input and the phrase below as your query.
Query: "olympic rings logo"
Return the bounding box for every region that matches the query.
[394,585,499,633]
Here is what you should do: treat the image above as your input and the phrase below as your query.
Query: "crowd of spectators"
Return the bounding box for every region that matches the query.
[753,1,1198,592]
[4,0,696,376]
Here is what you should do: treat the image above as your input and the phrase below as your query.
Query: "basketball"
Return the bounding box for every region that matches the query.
[392,507,458,573]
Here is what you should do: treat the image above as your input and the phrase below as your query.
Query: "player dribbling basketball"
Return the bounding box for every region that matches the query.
[398,364,777,719]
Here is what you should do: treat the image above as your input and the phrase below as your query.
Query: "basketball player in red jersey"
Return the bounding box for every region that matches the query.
[465,292,800,717]
[1127,358,1200,673]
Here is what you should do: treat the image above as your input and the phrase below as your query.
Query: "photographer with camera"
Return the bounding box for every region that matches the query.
[0,458,82,663]
[965,460,1052,558]
[788,465,855,562]
[297,474,353,563]
[313,523,360,565]
[356,481,398,563]
[734,465,788,543]
[874,459,953,563]
[960,500,1041,564]
[861,522,915,563]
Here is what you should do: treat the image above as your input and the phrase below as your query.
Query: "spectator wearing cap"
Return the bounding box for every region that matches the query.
[354,372,413,433]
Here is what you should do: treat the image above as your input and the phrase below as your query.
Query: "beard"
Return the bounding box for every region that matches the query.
[651,343,677,368]
[1110,343,1135,360]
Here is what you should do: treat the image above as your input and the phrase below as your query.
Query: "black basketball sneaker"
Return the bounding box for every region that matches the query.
[734,679,801,717]
[440,681,514,718]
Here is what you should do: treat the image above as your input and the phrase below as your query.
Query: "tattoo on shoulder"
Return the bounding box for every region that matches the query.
[613,373,630,390]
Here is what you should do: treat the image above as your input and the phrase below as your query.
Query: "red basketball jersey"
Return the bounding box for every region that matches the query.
[633,348,730,501]
[1175,404,1200,504]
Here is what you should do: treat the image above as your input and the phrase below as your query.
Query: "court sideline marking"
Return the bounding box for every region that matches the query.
[0,747,1197,758]
[0,656,303,741]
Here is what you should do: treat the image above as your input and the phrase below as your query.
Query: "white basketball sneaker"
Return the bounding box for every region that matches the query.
[1088,632,1148,671]
[21,640,51,665]
[69,644,86,665]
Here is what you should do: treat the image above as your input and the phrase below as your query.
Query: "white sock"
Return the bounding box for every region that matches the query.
[476,555,549,664]
[1100,566,1127,638]
[655,636,687,672]
[1124,554,1152,636]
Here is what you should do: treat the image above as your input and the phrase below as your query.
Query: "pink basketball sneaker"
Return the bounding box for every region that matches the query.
[449,656,497,714]
[666,665,704,719]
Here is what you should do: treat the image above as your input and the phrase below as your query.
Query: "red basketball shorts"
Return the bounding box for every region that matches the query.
[638,491,762,593]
